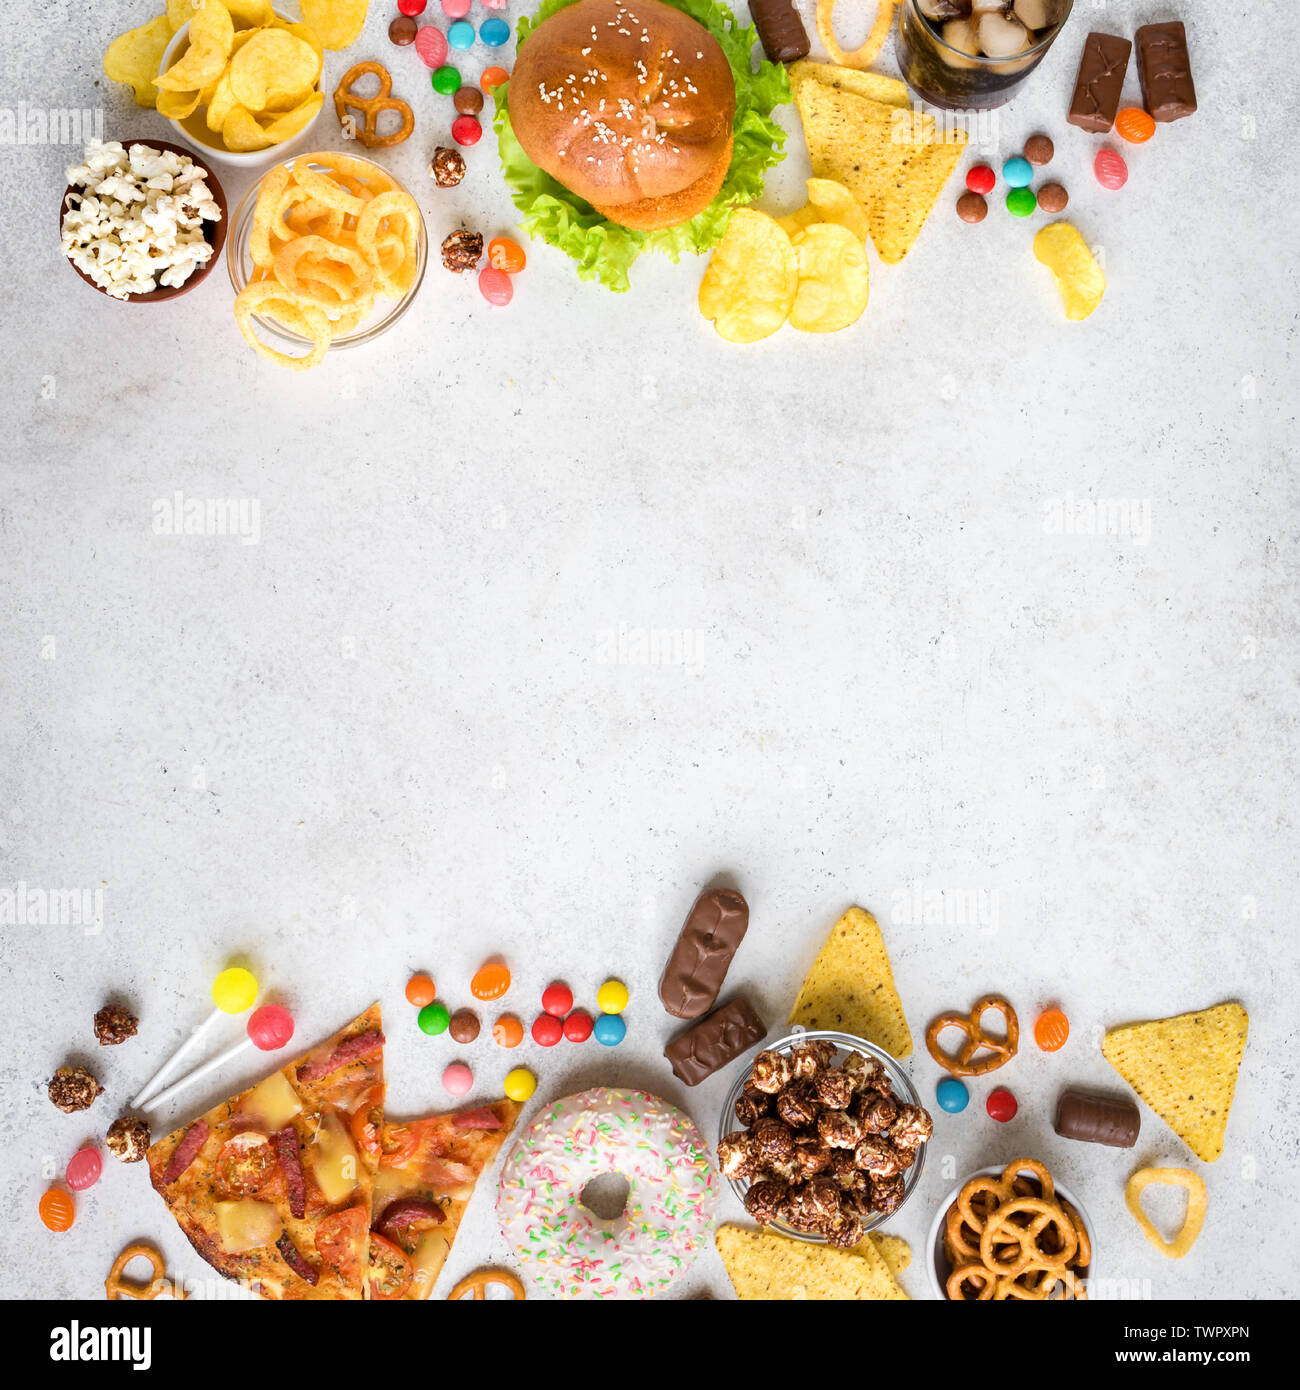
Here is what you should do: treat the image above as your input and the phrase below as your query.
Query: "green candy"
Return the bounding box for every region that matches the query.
[1006,187,1037,218]
[418,1002,450,1035]
[432,66,462,96]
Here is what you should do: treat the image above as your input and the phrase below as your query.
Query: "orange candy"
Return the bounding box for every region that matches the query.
[1034,1008,1070,1052]
[492,1013,524,1048]
[480,66,509,96]
[1115,107,1156,144]
[471,962,511,1000]
[488,238,526,274]
[405,973,436,1007]
[39,1188,75,1232]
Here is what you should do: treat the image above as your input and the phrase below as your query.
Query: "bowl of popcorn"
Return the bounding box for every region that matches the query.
[718,1030,932,1245]
[60,139,226,302]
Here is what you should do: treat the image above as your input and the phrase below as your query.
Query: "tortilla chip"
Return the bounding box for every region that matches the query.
[1101,1002,1248,1162]
[789,59,911,109]
[861,1232,910,1279]
[789,907,913,1058]
[793,78,965,265]
[717,1224,908,1300]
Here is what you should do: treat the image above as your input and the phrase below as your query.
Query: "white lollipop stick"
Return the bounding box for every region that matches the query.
[144,1005,295,1112]
[132,967,259,1108]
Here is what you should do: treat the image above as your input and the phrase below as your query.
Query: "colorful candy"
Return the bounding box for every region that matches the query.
[415,25,449,69]
[451,114,482,146]
[956,192,987,224]
[935,1078,970,1113]
[449,1008,481,1043]
[1037,181,1069,214]
[1094,148,1129,190]
[480,17,511,46]
[442,1062,473,1096]
[593,1013,626,1047]
[488,237,526,273]
[442,0,470,15]
[1115,107,1156,143]
[389,15,418,43]
[65,1147,103,1190]
[1034,1007,1071,1052]
[478,267,513,305]
[418,1002,450,1035]
[400,0,428,13]
[405,973,436,1007]
[211,967,258,1014]
[987,1087,1018,1123]
[541,982,573,1016]
[1006,187,1036,217]
[563,1009,594,1043]
[532,1013,563,1047]
[1023,133,1054,166]
[596,979,628,1015]
[39,1188,75,1232]
[248,1004,295,1050]
[431,64,462,95]
[454,86,484,115]
[471,962,511,1000]
[1002,156,1033,188]
[448,19,475,48]
[480,66,509,95]
[492,1014,524,1048]
[965,164,995,196]
[504,1067,536,1102]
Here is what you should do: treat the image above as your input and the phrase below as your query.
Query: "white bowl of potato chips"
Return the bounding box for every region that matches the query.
[155,1,324,164]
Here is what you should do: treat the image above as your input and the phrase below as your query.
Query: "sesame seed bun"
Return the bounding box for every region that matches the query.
[509,0,737,232]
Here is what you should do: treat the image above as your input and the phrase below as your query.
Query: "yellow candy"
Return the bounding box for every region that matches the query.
[211,966,258,1013]
[596,979,629,1015]
[504,1067,536,1103]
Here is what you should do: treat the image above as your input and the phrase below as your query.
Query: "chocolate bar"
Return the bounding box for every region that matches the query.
[1066,31,1132,133]
[659,887,749,1020]
[1053,1088,1140,1148]
[1135,21,1196,123]
[748,0,810,65]
[664,996,767,1086]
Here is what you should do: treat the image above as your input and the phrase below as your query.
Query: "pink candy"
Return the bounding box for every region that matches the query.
[478,267,514,306]
[442,0,471,16]
[481,0,508,7]
[442,1061,473,1096]
[65,1148,103,1191]
[414,25,448,69]
[1094,148,1129,191]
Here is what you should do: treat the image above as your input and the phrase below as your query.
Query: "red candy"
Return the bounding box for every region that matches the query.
[65,1148,103,1191]
[563,1009,594,1043]
[399,0,427,12]
[1094,148,1128,190]
[451,114,482,146]
[965,164,995,196]
[531,1013,563,1046]
[986,1087,1018,1123]
[478,267,514,306]
[541,982,573,1015]
[248,1004,294,1050]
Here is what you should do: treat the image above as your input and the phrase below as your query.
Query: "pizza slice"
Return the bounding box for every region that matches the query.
[370,1098,520,1299]
[146,1003,385,1300]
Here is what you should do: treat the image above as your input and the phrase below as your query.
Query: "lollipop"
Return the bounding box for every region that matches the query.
[132,967,258,1107]
[144,1005,294,1111]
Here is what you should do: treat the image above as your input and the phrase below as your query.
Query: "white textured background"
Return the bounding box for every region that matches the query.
[1,0,1297,1300]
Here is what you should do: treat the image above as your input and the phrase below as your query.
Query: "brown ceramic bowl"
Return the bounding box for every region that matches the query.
[59,139,228,303]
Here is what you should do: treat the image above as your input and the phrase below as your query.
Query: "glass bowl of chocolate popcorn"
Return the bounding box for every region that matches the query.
[718,1030,932,1244]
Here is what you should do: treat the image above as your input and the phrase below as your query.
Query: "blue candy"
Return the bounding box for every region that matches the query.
[593,1013,626,1047]
[1002,156,1033,188]
[448,19,475,49]
[480,17,510,47]
[936,1077,970,1113]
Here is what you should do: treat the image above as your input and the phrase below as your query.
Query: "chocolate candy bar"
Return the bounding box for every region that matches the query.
[664,996,767,1087]
[1066,31,1132,133]
[1053,1088,1140,1148]
[748,0,810,65]
[1135,21,1196,123]
[659,887,749,1019]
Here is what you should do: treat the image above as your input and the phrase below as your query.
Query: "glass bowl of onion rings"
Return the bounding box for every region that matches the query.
[226,150,426,369]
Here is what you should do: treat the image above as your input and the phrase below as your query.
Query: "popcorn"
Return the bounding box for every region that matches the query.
[61,140,220,299]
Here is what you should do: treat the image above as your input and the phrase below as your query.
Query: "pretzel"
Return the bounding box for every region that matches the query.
[105,1243,186,1301]
[979,1198,1077,1278]
[926,995,1019,1076]
[946,1263,996,1301]
[448,1268,526,1301]
[333,61,414,150]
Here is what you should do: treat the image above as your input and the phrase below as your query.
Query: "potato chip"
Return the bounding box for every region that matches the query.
[258,91,325,143]
[717,1225,908,1301]
[776,204,819,238]
[223,0,275,24]
[805,177,870,243]
[229,30,319,110]
[222,105,275,151]
[155,39,227,91]
[1124,1168,1207,1260]
[156,86,203,121]
[188,0,235,54]
[1102,1002,1248,1162]
[1032,222,1106,321]
[278,21,325,80]
[788,907,913,1058]
[104,15,174,108]
[300,0,370,51]
[698,209,797,345]
[789,224,869,334]
[166,0,201,32]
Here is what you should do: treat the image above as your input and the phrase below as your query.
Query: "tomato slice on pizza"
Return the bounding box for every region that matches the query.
[372,1099,520,1299]
[146,1003,385,1300]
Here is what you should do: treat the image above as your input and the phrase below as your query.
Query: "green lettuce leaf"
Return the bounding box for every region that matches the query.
[494,0,791,292]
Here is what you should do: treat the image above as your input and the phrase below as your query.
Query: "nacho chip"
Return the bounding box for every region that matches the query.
[793,78,964,264]
[788,907,912,1058]
[788,59,910,108]
[1102,1003,1248,1162]
[300,0,369,51]
[698,208,797,344]
[1033,222,1106,321]
[717,1225,908,1300]
[860,1232,910,1279]
[104,15,174,108]
[790,223,870,334]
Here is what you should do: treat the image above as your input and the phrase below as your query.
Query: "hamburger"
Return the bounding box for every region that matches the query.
[496,0,789,289]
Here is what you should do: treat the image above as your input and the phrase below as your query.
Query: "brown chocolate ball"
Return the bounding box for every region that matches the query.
[956,191,987,224]
[388,16,418,45]
[449,1008,480,1043]
[1024,133,1054,166]
[454,87,484,116]
[1037,181,1069,213]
